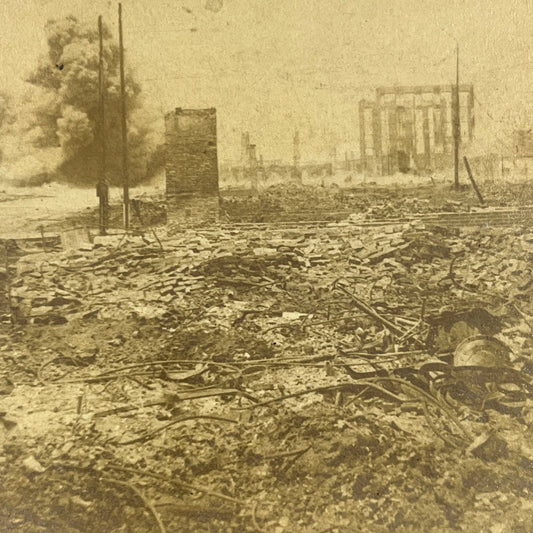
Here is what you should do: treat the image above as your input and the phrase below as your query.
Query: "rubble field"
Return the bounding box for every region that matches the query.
[41,179,533,230]
[1,184,533,532]
[219,180,533,223]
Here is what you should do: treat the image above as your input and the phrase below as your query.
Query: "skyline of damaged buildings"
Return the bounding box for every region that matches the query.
[217,83,478,183]
[164,83,533,207]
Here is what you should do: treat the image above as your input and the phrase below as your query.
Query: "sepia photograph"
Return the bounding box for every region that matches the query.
[0,0,532,531]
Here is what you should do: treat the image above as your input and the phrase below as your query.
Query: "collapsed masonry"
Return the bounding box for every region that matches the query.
[165,108,220,226]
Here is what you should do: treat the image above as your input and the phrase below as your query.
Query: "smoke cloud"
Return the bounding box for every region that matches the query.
[0,15,163,187]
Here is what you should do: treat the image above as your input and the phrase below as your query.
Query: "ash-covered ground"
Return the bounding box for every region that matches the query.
[0,179,533,533]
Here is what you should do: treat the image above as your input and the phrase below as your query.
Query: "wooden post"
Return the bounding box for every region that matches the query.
[97,15,108,236]
[453,45,461,190]
[4,243,13,325]
[359,101,367,175]
[118,3,130,231]
[463,156,484,205]
[293,130,301,182]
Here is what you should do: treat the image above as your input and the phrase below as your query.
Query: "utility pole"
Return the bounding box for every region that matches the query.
[453,44,461,190]
[118,3,130,230]
[97,15,108,236]
[293,130,301,182]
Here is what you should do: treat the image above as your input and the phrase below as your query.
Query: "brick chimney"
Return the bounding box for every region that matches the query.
[165,108,220,227]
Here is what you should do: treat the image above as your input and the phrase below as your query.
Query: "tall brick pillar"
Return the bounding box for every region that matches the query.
[165,108,220,228]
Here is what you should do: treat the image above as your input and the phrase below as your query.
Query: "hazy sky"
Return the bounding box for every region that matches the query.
[1,0,533,162]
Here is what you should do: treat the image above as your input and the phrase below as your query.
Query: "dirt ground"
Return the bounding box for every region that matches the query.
[1,181,533,532]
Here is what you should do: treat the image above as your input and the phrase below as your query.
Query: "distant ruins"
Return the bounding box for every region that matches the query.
[165,108,219,225]
[513,129,533,158]
[165,87,478,201]
[220,130,331,189]
[240,132,260,190]
[359,85,475,175]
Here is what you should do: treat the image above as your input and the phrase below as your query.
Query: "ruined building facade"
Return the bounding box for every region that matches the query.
[513,129,533,158]
[359,85,475,175]
[165,108,219,225]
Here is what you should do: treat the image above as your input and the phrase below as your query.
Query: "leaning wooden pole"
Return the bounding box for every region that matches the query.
[118,3,130,230]
[463,156,485,205]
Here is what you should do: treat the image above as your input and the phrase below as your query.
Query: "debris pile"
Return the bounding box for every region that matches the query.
[2,216,533,532]
[220,183,463,222]
[7,223,533,331]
